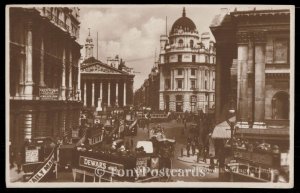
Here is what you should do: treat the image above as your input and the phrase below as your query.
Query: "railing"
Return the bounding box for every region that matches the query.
[45,10,69,32]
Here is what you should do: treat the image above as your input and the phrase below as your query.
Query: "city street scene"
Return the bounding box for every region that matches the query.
[6,5,293,188]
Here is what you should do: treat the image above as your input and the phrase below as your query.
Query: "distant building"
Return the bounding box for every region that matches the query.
[210,8,290,145]
[158,8,216,113]
[80,32,134,112]
[134,65,160,111]
[9,7,82,154]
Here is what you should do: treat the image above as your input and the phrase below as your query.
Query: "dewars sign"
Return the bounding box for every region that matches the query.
[79,156,124,174]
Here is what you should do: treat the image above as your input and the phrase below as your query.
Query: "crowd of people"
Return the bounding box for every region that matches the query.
[225,138,282,154]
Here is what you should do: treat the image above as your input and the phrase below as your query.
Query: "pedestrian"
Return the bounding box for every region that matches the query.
[197,151,200,163]
[184,118,187,130]
[203,147,208,163]
[16,151,22,173]
[130,138,134,148]
[191,140,196,156]
[186,142,191,157]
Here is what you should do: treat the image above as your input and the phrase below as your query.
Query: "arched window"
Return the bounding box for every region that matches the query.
[190,40,194,48]
[178,39,183,47]
[272,91,289,120]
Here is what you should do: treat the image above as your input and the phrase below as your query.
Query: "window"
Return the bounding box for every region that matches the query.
[177,68,183,75]
[205,81,207,89]
[192,55,196,62]
[165,79,170,90]
[191,68,196,76]
[213,94,215,102]
[190,40,194,48]
[191,80,196,89]
[178,55,182,62]
[274,39,288,63]
[178,39,183,47]
[212,78,215,90]
[205,70,208,76]
[206,56,208,63]
[177,80,183,89]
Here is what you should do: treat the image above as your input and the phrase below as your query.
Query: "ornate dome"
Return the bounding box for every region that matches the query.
[170,7,197,34]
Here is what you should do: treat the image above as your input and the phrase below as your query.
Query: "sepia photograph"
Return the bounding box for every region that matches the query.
[5,4,294,188]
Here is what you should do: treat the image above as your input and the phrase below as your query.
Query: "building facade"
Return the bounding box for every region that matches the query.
[134,65,160,111]
[159,8,216,113]
[9,7,82,154]
[80,33,135,112]
[210,8,290,146]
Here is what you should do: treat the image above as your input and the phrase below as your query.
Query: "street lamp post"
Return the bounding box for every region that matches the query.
[226,98,236,182]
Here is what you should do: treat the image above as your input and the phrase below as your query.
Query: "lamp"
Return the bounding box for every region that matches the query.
[226,97,236,182]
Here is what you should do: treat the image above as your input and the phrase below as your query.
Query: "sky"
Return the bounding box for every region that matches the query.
[77,5,287,91]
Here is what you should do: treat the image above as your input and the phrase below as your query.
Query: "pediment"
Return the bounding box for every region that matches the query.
[81,63,124,74]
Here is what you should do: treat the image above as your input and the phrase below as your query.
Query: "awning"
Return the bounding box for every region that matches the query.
[211,116,235,139]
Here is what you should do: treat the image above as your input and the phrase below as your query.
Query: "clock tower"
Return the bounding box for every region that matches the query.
[85,28,94,59]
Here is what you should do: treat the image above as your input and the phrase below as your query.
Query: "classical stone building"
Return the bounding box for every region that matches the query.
[210,8,290,145]
[80,32,134,112]
[9,7,82,154]
[158,8,216,113]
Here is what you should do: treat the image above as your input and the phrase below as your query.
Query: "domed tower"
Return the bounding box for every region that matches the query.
[168,7,199,49]
[85,28,94,59]
[158,7,216,113]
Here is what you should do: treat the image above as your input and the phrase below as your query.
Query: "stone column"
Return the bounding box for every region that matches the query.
[236,32,249,128]
[253,31,267,129]
[159,66,164,91]
[24,21,34,98]
[91,81,95,107]
[197,67,200,90]
[18,48,26,96]
[97,81,102,111]
[187,68,190,90]
[115,82,119,106]
[170,69,173,90]
[60,47,66,100]
[108,82,111,106]
[123,82,126,106]
[77,59,81,101]
[83,81,87,107]
[68,49,73,100]
[39,36,46,88]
